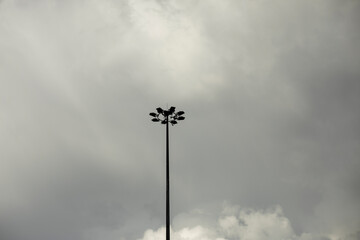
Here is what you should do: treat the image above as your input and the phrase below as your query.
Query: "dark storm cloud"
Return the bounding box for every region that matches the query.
[0,0,359,239]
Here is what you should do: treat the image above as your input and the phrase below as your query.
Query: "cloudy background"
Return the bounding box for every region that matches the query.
[0,0,359,239]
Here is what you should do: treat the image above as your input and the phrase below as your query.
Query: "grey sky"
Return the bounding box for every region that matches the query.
[0,0,359,240]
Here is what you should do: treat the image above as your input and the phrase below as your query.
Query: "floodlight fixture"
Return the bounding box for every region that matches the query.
[149,106,185,240]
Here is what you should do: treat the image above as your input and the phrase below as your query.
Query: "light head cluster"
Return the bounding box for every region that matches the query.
[149,106,185,125]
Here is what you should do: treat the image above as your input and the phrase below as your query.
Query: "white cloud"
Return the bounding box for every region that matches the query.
[138,203,341,240]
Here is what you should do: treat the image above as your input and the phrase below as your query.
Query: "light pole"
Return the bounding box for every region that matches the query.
[149,106,185,240]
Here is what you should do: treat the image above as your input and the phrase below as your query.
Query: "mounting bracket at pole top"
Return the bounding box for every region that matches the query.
[149,106,185,125]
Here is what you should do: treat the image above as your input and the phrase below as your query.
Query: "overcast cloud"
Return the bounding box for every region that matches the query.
[0,0,359,240]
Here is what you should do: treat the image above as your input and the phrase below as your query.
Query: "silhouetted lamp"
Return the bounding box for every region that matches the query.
[149,106,185,240]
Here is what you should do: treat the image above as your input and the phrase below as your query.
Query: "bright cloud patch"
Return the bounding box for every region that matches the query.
[138,204,334,240]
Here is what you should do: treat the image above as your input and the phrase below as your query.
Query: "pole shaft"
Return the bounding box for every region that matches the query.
[166,116,170,240]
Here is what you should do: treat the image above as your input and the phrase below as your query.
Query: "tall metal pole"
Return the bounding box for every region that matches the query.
[149,106,185,240]
[166,115,170,240]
